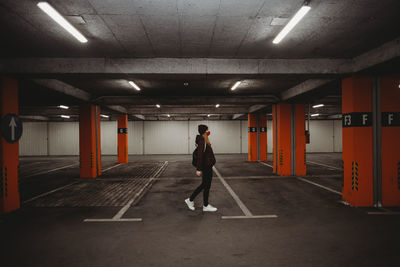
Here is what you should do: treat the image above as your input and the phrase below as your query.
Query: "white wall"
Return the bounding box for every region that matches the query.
[19,122,48,156]
[19,119,343,156]
[101,121,117,155]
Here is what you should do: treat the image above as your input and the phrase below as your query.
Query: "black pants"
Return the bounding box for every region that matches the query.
[189,167,213,206]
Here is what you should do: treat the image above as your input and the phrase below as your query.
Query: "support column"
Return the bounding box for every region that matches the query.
[272,103,306,176]
[117,114,128,163]
[381,76,400,206]
[342,76,374,206]
[259,114,268,161]
[248,114,257,161]
[79,104,101,178]
[0,77,20,213]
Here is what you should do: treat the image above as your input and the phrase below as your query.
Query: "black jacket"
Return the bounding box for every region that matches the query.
[196,135,216,171]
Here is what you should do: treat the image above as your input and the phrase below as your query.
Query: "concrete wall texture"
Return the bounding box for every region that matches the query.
[19,120,342,156]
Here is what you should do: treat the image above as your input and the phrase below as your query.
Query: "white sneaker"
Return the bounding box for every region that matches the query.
[203,204,217,212]
[185,198,195,211]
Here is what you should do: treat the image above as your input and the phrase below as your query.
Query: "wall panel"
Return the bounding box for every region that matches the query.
[306,120,335,152]
[333,120,343,152]
[48,122,79,155]
[144,121,188,154]
[128,121,144,155]
[101,121,117,155]
[19,122,48,156]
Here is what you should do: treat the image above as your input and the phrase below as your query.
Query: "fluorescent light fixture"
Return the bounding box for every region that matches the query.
[311,113,320,117]
[156,104,161,108]
[100,114,109,118]
[167,114,171,117]
[272,5,311,44]
[37,2,88,43]
[59,105,69,109]
[215,104,220,108]
[312,104,324,108]
[61,115,70,119]
[231,81,241,91]
[128,81,141,91]
[207,114,211,117]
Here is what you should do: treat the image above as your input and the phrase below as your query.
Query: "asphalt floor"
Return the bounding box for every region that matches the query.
[1,153,399,266]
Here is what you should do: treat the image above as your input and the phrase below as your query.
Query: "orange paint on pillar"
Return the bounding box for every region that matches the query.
[272,105,277,173]
[259,114,268,161]
[79,104,101,178]
[118,114,128,163]
[342,76,374,207]
[381,76,400,206]
[276,104,291,175]
[0,77,20,213]
[295,104,306,176]
[248,114,257,162]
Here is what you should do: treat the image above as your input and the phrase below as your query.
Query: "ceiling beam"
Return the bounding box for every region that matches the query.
[1,58,352,75]
[106,105,127,114]
[19,115,50,121]
[280,79,333,101]
[248,104,268,113]
[232,114,245,120]
[133,115,145,120]
[127,107,249,115]
[96,95,278,105]
[33,79,91,101]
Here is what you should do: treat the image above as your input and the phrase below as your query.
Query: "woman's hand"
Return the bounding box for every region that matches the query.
[196,171,202,177]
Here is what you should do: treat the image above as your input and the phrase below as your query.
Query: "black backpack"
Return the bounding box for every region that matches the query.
[192,142,206,167]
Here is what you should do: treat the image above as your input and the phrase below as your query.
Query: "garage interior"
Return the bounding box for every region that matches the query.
[1,0,400,266]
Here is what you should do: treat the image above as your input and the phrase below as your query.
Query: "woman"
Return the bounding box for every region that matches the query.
[185,124,217,212]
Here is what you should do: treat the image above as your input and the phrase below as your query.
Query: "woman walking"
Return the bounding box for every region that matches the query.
[185,124,217,212]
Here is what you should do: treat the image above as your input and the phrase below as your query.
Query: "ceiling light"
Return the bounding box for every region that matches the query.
[60,115,70,119]
[215,104,220,108]
[156,104,161,108]
[37,2,88,43]
[311,114,320,117]
[184,82,189,86]
[59,105,69,109]
[100,114,109,118]
[167,114,170,118]
[207,114,211,117]
[272,4,311,44]
[312,104,324,108]
[231,81,241,91]
[128,81,141,91]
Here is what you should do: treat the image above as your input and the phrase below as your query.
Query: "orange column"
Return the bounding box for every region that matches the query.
[381,76,400,206]
[117,114,128,163]
[248,114,257,161]
[342,76,373,206]
[0,77,20,213]
[275,104,291,175]
[295,104,306,175]
[79,104,101,178]
[259,114,268,161]
[272,105,277,173]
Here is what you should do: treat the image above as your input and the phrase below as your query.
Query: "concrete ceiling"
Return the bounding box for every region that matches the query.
[1,0,400,121]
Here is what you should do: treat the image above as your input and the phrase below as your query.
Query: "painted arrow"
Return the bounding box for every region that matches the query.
[9,116,17,141]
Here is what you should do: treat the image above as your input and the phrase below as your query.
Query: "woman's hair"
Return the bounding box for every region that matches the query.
[198,124,208,135]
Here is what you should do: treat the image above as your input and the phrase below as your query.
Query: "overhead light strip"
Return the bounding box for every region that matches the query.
[129,81,141,91]
[312,104,324,108]
[59,105,69,109]
[100,114,109,118]
[272,4,311,44]
[60,115,70,119]
[311,113,320,117]
[37,2,88,43]
[231,81,241,91]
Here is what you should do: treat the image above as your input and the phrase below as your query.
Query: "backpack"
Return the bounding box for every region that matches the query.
[192,141,206,167]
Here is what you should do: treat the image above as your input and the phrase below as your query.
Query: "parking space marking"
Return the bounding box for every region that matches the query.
[23,181,79,204]
[102,163,122,173]
[84,161,168,223]
[297,177,342,195]
[153,175,291,180]
[22,163,79,178]
[213,166,277,220]
[258,161,273,168]
[307,161,342,171]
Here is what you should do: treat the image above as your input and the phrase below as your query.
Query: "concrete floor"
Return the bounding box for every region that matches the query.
[1,153,400,266]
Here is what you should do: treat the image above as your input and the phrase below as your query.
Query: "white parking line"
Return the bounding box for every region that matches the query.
[367,212,400,215]
[307,161,342,171]
[296,177,342,196]
[213,166,277,220]
[22,163,79,178]
[102,163,122,173]
[258,161,273,168]
[23,181,79,204]
[84,161,168,223]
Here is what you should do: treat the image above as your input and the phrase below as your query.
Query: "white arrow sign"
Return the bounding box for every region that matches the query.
[9,116,17,141]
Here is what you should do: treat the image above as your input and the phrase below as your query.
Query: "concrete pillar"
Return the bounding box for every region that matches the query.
[272,103,306,176]
[381,76,400,206]
[117,114,128,163]
[0,77,20,213]
[248,114,257,161]
[79,104,101,178]
[259,114,268,161]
